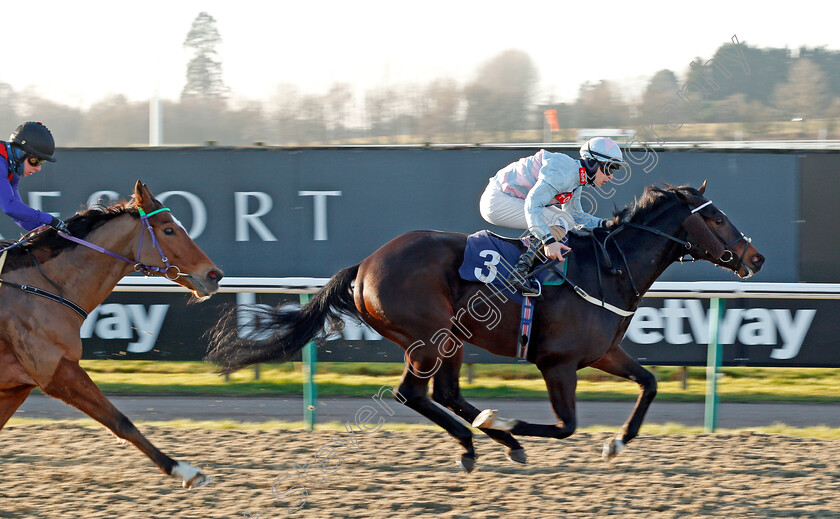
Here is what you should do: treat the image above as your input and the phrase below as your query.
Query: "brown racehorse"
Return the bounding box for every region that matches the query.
[207,182,764,472]
[0,181,223,488]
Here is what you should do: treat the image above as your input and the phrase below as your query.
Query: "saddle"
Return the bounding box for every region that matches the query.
[458,230,567,306]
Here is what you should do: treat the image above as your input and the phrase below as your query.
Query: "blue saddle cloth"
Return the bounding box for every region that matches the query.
[458,230,566,305]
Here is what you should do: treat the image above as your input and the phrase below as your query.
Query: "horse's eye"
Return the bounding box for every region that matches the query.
[163,227,176,236]
[715,217,723,225]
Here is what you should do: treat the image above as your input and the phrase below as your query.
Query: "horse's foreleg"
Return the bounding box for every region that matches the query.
[431,357,526,464]
[40,357,211,488]
[0,385,34,430]
[396,363,478,472]
[589,346,657,459]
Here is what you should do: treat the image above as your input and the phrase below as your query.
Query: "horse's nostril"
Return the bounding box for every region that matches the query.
[752,255,765,267]
[207,270,223,282]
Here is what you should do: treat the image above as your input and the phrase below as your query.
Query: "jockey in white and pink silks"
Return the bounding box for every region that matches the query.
[479,137,628,295]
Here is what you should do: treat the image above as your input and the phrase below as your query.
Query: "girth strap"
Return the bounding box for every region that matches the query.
[517,296,535,359]
[0,278,88,319]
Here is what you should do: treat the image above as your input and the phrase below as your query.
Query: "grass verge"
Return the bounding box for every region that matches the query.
[70,361,840,403]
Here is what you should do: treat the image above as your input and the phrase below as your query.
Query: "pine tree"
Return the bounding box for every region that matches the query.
[181,12,229,101]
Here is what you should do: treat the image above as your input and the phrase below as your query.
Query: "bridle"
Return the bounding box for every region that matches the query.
[595,196,755,296]
[680,200,753,269]
[58,207,183,280]
[0,206,182,319]
[525,192,754,318]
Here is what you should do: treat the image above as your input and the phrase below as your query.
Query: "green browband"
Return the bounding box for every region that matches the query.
[139,208,171,217]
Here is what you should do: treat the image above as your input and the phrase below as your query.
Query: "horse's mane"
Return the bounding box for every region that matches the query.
[604,184,699,228]
[0,198,140,272]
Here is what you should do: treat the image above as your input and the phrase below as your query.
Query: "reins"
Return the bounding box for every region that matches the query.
[522,195,751,317]
[0,206,179,318]
[0,225,53,254]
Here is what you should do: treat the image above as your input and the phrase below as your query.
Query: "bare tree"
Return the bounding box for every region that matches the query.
[0,82,17,130]
[464,50,538,137]
[639,69,680,125]
[16,93,83,146]
[573,80,628,128]
[224,99,268,145]
[417,78,462,141]
[81,95,147,146]
[773,58,829,119]
[364,87,400,138]
[323,83,354,141]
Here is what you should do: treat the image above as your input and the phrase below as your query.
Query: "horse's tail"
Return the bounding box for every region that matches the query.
[205,264,361,374]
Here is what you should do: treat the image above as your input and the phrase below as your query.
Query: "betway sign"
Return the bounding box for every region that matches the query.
[626,299,816,360]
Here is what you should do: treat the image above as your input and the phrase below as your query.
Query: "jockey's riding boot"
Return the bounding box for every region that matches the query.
[505,241,541,296]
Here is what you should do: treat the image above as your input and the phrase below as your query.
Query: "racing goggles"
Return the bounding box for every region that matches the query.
[26,155,47,167]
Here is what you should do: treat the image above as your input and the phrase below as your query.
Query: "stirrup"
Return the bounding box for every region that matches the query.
[521,279,541,297]
[509,276,541,297]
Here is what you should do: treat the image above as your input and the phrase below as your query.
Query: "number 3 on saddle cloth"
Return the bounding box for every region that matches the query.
[458,230,568,304]
[458,230,568,358]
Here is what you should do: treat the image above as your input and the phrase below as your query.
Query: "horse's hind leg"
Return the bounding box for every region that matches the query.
[431,355,526,464]
[0,385,34,431]
[395,360,479,472]
[40,357,211,488]
[475,362,579,440]
[589,345,657,459]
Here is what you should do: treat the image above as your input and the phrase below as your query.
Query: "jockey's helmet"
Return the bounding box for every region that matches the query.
[580,137,626,183]
[9,122,57,162]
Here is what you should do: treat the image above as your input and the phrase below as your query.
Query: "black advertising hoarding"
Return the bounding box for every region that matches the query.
[799,152,840,282]
[82,291,840,367]
[8,146,794,282]
[4,146,836,366]
[80,291,504,364]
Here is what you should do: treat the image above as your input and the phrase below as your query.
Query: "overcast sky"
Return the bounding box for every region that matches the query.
[4,0,839,109]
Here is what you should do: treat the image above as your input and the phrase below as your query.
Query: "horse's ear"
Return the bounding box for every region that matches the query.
[134,180,154,211]
[698,179,708,195]
[134,180,143,203]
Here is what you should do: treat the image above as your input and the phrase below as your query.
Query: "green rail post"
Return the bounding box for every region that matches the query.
[704,297,725,433]
[300,293,317,430]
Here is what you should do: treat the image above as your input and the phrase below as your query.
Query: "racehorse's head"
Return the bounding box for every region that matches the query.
[675,180,765,279]
[133,180,224,299]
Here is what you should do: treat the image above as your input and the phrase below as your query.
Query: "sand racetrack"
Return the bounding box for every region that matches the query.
[1,424,839,518]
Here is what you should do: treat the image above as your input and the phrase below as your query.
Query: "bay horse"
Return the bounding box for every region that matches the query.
[207,182,764,472]
[0,181,223,488]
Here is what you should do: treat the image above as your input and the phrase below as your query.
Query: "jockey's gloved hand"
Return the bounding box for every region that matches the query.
[50,216,70,235]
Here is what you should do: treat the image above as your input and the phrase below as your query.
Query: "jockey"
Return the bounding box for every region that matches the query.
[479,137,627,294]
[0,122,69,233]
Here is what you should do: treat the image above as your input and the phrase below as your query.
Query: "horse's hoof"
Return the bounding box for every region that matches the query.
[172,461,212,489]
[472,409,497,429]
[457,455,477,473]
[506,448,527,464]
[473,409,518,432]
[601,437,626,460]
[185,473,212,489]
